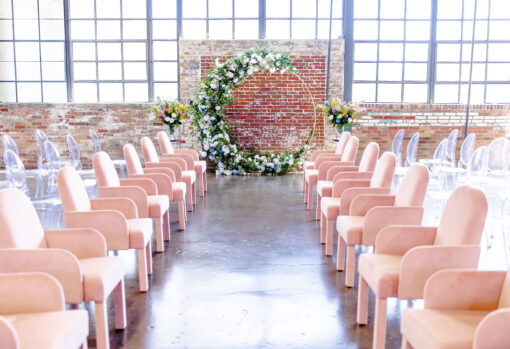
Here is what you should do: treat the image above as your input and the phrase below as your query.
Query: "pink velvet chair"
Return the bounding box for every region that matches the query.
[0,272,89,349]
[337,163,428,287]
[316,142,380,220]
[57,166,153,293]
[93,151,170,253]
[304,136,359,210]
[158,131,208,197]
[124,143,187,231]
[0,188,126,349]
[401,269,510,349]
[141,137,196,212]
[321,152,397,257]
[358,185,488,349]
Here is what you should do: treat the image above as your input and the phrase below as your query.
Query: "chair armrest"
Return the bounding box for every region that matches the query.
[340,187,391,215]
[145,162,183,181]
[332,179,370,197]
[424,269,507,311]
[375,226,438,255]
[0,272,65,315]
[91,195,139,219]
[318,161,345,180]
[119,178,157,196]
[130,173,172,197]
[311,150,335,161]
[0,316,18,348]
[0,249,83,304]
[44,228,107,259]
[159,156,187,171]
[474,308,510,348]
[398,245,481,299]
[362,206,424,246]
[63,210,130,251]
[333,171,374,182]
[327,166,359,181]
[162,153,195,170]
[175,149,200,161]
[143,167,176,182]
[349,194,396,216]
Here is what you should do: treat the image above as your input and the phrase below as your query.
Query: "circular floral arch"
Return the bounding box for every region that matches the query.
[191,47,317,175]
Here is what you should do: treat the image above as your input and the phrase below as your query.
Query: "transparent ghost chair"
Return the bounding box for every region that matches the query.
[66,134,96,177]
[458,133,476,169]
[391,129,405,168]
[89,129,127,177]
[445,129,459,166]
[392,132,420,192]
[3,149,61,228]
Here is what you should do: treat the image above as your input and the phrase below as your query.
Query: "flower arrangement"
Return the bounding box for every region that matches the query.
[150,98,190,134]
[316,98,364,132]
[191,47,314,175]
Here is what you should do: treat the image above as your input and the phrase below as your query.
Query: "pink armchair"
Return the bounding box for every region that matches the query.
[320,152,396,257]
[0,188,126,349]
[93,151,170,253]
[337,163,428,287]
[124,143,187,231]
[141,137,196,212]
[304,136,359,210]
[158,131,207,197]
[316,142,380,220]
[0,272,89,349]
[401,269,510,349]
[57,166,153,293]
[358,185,488,349]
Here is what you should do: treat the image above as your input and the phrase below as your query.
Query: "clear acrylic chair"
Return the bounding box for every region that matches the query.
[3,149,61,228]
[458,133,476,169]
[391,129,405,168]
[445,129,459,166]
[392,132,420,192]
[1,135,19,188]
[89,129,127,178]
[422,139,450,224]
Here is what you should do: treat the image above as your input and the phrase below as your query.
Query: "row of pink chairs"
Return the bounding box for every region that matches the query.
[300,137,509,348]
[0,132,208,348]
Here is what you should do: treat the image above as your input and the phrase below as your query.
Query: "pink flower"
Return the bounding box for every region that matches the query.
[159,111,165,117]
[178,111,183,116]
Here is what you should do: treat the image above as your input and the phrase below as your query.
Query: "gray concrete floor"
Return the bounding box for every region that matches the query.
[93,173,405,349]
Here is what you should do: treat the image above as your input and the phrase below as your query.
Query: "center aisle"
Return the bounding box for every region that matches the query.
[113,174,402,348]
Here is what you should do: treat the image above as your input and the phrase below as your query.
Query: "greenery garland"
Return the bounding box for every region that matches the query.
[191,47,314,175]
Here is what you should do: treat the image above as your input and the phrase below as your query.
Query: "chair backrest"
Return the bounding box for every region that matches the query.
[35,129,49,169]
[341,136,359,162]
[498,272,510,308]
[395,164,429,207]
[446,129,459,164]
[435,185,487,246]
[3,150,29,196]
[89,129,101,154]
[57,166,92,212]
[467,146,489,179]
[405,132,420,167]
[488,137,510,172]
[44,141,62,167]
[433,138,448,162]
[0,188,46,249]
[358,142,380,172]
[93,152,121,187]
[141,137,160,163]
[335,131,351,155]
[158,131,175,155]
[123,144,145,176]
[391,129,405,167]
[1,135,19,156]
[458,133,476,169]
[370,152,397,188]
[66,134,82,171]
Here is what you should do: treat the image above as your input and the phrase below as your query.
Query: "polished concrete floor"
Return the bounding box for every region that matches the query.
[90,173,408,349]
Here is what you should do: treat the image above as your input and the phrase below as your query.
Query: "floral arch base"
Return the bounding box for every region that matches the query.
[191,47,318,175]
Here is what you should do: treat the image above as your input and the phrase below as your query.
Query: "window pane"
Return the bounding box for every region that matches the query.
[123,20,147,40]
[317,19,342,39]
[209,20,233,40]
[41,42,64,61]
[153,41,178,60]
[354,0,378,18]
[490,0,510,19]
[459,83,484,104]
[71,20,95,40]
[97,20,121,40]
[125,83,148,101]
[16,62,41,80]
[154,82,178,99]
[354,43,377,61]
[13,0,38,19]
[436,63,460,81]
[182,20,206,39]
[14,19,39,40]
[43,82,67,102]
[378,63,402,81]
[235,20,258,39]
[404,63,428,81]
[40,20,64,40]
[461,44,486,62]
[15,42,39,61]
[98,62,122,80]
[235,0,258,18]
[152,0,177,18]
[462,20,488,41]
[436,21,461,40]
[0,0,12,19]
[406,0,431,19]
[17,82,42,102]
[434,84,458,103]
[437,44,461,62]
[406,21,430,41]
[266,20,290,39]
[97,43,121,61]
[0,42,13,61]
[353,20,378,40]
[292,0,316,18]
[0,20,13,39]
[123,0,146,19]
[267,0,290,17]
[73,43,96,61]
[403,84,428,103]
[182,0,207,18]
[486,84,510,103]
[99,83,123,102]
[292,20,315,39]
[153,62,178,81]
[488,44,510,61]
[124,42,146,60]
[318,0,342,18]
[352,83,376,102]
[0,62,15,80]
[437,0,463,19]
[460,63,486,81]
[354,63,377,80]
[380,0,405,19]
[379,43,403,61]
[74,83,97,102]
[96,0,120,18]
[152,20,177,39]
[70,0,94,18]
[209,0,233,18]
[377,84,401,102]
[124,62,146,80]
[42,61,65,80]
[487,63,510,81]
[0,82,16,102]
[405,44,429,61]
[39,0,62,19]
[379,21,404,40]
[74,62,97,80]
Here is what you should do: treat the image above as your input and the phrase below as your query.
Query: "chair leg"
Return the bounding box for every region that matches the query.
[373,297,388,349]
[163,210,171,241]
[203,171,207,192]
[114,279,127,330]
[136,248,149,292]
[146,241,152,275]
[302,173,306,193]
[325,219,334,256]
[192,182,197,205]
[357,275,369,325]
[336,235,346,271]
[345,244,356,287]
[155,217,164,253]
[315,193,322,220]
[199,170,205,197]
[320,214,326,244]
[304,180,308,204]
[178,200,186,230]
[187,184,193,212]
[307,182,313,210]
[94,301,109,349]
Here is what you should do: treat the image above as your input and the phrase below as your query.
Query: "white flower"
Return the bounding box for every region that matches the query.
[204,144,210,150]
[200,151,207,157]
[226,71,234,78]
[270,68,276,73]
[169,118,175,123]
[204,115,210,121]
[276,61,280,67]
[171,113,176,118]
[250,58,257,64]
[164,117,170,121]
[329,115,334,120]
[210,81,218,89]
[215,106,221,111]
[348,118,353,123]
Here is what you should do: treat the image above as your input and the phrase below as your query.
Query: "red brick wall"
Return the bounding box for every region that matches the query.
[201,55,326,154]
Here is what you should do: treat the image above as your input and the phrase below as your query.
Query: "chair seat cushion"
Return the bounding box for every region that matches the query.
[5,310,88,349]
[321,197,341,219]
[171,182,186,201]
[337,215,365,245]
[303,161,314,170]
[317,180,333,197]
[402,308,489,349]
[127,218,153,249]
[305,169,318,183]
[358,253,402,298]
[182,171,196,184]
[148,195,169,218]
[80,256,124,301]
[194,161,206,174]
